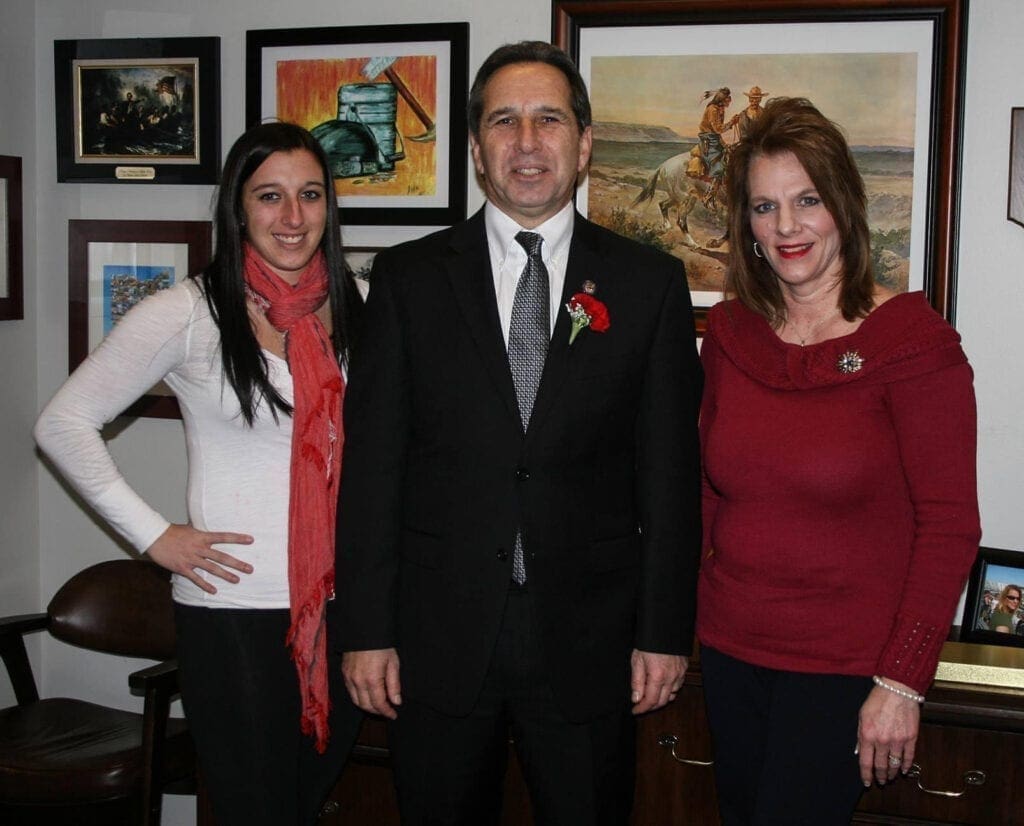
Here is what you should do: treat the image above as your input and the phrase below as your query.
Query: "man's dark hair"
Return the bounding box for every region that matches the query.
[468,41,591,137]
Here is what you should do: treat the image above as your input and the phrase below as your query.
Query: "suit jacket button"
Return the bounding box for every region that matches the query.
[496,548,509,561]
[515,467,530,481]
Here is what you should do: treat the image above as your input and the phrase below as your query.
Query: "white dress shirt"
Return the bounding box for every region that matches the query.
[484,200,575,347]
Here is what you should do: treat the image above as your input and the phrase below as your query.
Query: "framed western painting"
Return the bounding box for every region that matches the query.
[54,37,220,184]
[553,0,967,330]
[246,22,469,226]
[0,155,23,321]
[961,547,1024,650]
[68,219,212,418]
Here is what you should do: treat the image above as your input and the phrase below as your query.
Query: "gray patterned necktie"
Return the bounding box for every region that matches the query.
[509,231,550,430]
[508,230,550,585]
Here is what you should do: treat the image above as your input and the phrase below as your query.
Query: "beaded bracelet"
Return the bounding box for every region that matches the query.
[873,675,925,704]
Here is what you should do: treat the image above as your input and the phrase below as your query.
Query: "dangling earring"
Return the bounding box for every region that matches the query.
[753,241,764,259]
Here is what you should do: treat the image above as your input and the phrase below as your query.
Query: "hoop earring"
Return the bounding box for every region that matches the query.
[752,241,764,259]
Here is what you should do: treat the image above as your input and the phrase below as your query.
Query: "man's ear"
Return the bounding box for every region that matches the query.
[577,125,594,174]
[470,133,485,177]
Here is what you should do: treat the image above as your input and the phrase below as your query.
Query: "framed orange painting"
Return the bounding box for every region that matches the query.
[247,22,468,227]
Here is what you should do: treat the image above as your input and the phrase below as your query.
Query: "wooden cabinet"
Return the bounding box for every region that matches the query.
[632,677,718,825]
[322,666,1024,825]
[855,682,1024,825]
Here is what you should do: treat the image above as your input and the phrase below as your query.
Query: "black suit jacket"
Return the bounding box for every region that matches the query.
[333,209,702,723]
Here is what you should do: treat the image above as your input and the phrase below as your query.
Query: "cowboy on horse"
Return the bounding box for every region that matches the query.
[693,87,738,210]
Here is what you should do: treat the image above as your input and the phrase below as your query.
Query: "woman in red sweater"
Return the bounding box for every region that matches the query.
[697,97,980,824]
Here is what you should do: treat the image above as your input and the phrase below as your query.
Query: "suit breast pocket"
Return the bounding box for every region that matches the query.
[399,526,444,570]
[572,355,633,384]
[585,534,641,574]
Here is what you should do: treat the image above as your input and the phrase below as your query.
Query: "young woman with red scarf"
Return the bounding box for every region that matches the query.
[35,122,363,825]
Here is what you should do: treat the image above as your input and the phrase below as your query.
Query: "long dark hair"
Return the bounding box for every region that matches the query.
[194,122,354,425]
[725,97,875,325]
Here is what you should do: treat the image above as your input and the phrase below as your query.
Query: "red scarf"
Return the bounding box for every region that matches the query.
[243,244,343,753]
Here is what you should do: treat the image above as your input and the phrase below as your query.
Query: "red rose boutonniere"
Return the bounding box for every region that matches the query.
[565,283,610,345]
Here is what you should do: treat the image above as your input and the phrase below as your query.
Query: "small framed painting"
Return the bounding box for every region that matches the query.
[54,37,221,184]
[0,155,23,321]
[68,219,212,418]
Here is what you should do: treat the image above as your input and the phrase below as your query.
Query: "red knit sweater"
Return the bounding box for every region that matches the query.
[697,293,980,694]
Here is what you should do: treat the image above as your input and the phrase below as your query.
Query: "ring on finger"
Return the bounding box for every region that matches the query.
[887,753,902,767]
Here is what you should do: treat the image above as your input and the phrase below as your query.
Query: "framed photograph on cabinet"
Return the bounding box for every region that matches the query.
[1009,108,1024,228]
[0,155,23,321]
[54,37,221,184]
[552,0,967,330]
[960,547,1024,650]
[246,22,469,226]
[68,219,212,418]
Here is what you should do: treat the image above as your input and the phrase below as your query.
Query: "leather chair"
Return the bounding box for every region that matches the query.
[0,559,195,825]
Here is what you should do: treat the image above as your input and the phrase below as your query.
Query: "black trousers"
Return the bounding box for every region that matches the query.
[700,645,872,826]
[175,604,363,826]
[388,587,636,826]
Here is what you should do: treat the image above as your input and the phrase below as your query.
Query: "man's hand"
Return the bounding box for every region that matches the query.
[630,650,688,714]
[342,648,402,719]
[145,523,253,594]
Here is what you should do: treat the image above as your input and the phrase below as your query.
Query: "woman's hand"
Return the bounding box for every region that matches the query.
[145,523,254,594]
[856,681,921,786]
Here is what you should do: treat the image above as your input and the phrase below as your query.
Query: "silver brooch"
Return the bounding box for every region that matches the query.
[581,279,597,295]
[836,350,864,374]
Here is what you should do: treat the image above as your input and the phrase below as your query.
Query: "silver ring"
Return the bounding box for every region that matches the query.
[888,754,902,767]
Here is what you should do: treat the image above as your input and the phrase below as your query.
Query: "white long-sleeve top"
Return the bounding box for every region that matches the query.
[34,278,295,609]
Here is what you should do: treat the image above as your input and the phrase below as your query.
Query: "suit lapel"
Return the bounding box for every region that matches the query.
[444,212,520,422]
[526,214,603,440]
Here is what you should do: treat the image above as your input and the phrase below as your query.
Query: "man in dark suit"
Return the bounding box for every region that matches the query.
[334,41,702,825]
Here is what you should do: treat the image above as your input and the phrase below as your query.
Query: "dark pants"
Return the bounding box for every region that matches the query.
[388,587,636,826]
[175,604,363,826]
[701,645,871,826]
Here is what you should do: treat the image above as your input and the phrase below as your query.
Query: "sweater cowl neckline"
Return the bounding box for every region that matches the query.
[707,291,966,391]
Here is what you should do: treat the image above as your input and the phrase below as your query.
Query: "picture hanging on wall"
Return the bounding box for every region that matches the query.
[553,0,967,331]
[67,219,212,418]
[54,37,221,184]
[0,155,23,321]
[1009,108,1024,228]
[246,22,469,226]
[344,246,380,302]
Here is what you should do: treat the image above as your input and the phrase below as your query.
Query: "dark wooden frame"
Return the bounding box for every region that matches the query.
[1009,108,1024,228]
[960,546,1024,650]
[0,155,23,321]
[54,37,221,184]
[68,219,212,419]
[246,22,469,226]
[552,0,968,330]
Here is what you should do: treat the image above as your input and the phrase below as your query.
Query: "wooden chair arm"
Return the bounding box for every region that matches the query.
[128,658,180,696]
[130,659,182,826]
[0,612,47,705]
[0,612,48,635]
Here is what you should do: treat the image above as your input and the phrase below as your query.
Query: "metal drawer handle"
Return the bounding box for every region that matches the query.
[907,763,986,798]
[657,733,714,767]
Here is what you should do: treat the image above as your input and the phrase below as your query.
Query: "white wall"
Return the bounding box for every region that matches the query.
[11,1,1024,824]
[956,0,1024,547]
[0,0,40,710]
